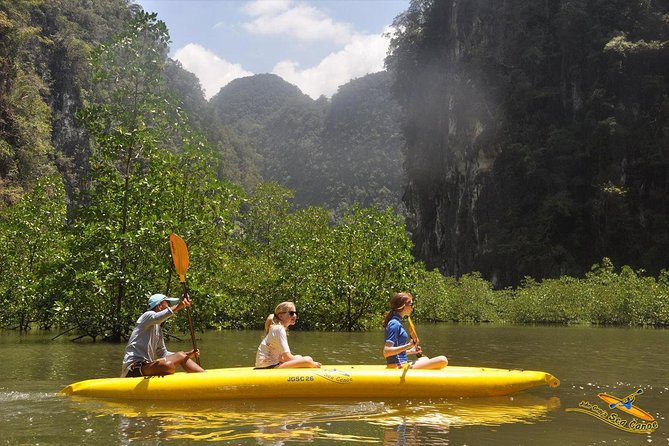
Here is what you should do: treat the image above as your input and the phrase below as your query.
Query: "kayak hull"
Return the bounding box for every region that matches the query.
[59,365,560,400]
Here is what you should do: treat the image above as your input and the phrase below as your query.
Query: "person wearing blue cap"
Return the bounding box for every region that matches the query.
[121,293,205,377]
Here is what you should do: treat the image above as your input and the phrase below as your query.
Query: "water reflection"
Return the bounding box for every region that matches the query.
[375,396,561,446]
[66,395,560,444]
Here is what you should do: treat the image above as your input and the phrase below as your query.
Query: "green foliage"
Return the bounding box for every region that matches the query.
[413,269,457,321]
[0,7,420,337]
[163,60,263,191]
[0,0,135,207]
[273,206,334,321]
[61,12,238,341]
[316,72,405,212]
[0,0,57,206]
[411,258,669,327]
[207,182,294,329]
[413,270,499,323]
[451,273,499,323]
[582,259,669,326]
[315,205,417,331]
[211,190,418,332]
[507,276,587,324]
[0,176,67,330]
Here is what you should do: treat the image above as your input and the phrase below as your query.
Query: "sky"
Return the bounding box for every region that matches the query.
[133,0,409,100]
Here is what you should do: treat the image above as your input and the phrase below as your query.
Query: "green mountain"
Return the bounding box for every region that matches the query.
[209,72,404,210]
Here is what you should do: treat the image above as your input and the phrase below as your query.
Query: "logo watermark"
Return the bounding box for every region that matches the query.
[566,389,658,434]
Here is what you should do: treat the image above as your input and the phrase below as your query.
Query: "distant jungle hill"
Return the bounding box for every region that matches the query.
[1,0,668,288]
[208,72,405,214]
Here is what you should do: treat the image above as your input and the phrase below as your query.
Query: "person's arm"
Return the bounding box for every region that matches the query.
[144,307,174,325]
[157,295,194,358]
[383,338,416,358]
[276,326,294,362]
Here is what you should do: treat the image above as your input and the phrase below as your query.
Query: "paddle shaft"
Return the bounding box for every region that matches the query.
[407,316,423,358]
[180,281,199,365]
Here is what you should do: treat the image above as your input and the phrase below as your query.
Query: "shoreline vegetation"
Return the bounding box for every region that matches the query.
[414,258,669,328]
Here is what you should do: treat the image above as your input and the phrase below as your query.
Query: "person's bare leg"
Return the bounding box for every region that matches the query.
[141,358,176,376]
[182,357,205,372]
[412,355,448,369]
[278,355,321,368]
[165,351,205,372]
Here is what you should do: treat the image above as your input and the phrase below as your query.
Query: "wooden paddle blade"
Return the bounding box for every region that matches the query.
[169,233,189,283]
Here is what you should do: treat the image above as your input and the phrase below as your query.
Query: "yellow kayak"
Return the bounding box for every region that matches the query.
[59,365,559,400]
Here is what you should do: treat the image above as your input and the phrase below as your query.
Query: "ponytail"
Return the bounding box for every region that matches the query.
[382,292,413,327]
[382,310,394,328]
[264,313,278,335]
[264,301,296,335]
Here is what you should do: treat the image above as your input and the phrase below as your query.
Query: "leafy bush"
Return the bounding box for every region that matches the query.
[413,269,457,322]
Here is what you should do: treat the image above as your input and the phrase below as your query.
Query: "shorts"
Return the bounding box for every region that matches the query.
[254,363,280,370]
[126,360,150,377]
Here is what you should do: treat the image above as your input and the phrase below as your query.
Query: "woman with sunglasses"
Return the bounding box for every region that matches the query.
[383,292,448,369]
[255,301,321,369]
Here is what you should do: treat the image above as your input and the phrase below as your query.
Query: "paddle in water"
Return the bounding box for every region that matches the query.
[169,232,200,365]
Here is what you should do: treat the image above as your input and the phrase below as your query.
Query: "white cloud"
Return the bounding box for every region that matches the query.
[242,0,292,16]
[242,0,354,45]
[173,43,253,100]
[171,3,398,101]
[272,31,391,99]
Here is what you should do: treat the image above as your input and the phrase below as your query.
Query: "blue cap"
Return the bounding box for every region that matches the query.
[147,293,179,310]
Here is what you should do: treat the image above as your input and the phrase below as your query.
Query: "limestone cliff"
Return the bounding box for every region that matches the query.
[387,0,669,286]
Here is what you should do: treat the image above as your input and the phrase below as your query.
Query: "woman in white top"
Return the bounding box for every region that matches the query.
[255,301,321,369]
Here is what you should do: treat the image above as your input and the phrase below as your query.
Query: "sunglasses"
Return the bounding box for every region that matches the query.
[281,311,298,316]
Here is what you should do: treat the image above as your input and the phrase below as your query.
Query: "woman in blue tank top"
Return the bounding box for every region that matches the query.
[382,292,448,369]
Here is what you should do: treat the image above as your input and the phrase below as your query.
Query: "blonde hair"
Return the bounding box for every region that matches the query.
[382,292,413,327]
[264,301,296,335]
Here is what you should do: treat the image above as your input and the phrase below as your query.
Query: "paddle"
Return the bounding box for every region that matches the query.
[609,389,643,410]
[169,233,200,365]
[406,316,423,358]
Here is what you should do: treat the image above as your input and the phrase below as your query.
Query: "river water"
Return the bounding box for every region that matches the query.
[1,324,667,445]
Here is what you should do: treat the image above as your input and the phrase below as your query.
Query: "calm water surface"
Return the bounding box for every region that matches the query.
[1,324,667,445]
